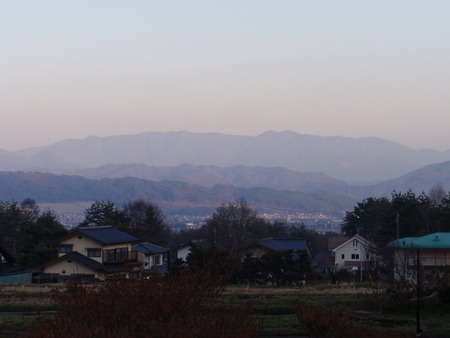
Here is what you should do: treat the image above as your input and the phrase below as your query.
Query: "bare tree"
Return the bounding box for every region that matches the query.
[124,198,171,246]
[200,200,267,259]
[429,183,446,206]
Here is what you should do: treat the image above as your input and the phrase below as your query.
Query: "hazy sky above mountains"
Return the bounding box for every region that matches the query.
[2,1,450,152]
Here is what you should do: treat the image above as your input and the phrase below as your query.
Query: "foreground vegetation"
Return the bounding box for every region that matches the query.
[2,280,450,337]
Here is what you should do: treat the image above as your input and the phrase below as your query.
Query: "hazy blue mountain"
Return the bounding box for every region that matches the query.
[369,160,450,197]
[73,163,345,191]
[311,160,450,200]
[12,131,450,184]
[0,171,355,216]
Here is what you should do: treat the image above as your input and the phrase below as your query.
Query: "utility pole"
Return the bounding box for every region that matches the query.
[416,248,421,336]
[360,243,363,283]
[397,212,400,240]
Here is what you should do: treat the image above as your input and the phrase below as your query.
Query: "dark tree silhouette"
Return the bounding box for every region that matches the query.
[124,198,171,246]
[80,200,128,229]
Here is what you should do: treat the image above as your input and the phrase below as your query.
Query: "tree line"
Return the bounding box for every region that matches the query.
[341,184,450,248]
[0,197,335,278]
[0,198,172,271]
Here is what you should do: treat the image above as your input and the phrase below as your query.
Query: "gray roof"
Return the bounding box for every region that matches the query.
[40,251,110,273]
[258,238,310,253]
[133,242,168,255]
[68,226,139,245]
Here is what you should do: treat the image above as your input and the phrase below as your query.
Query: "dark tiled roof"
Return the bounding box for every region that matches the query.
[146,265,168,274]
[76,226,138,245]
[176,239,215,251]
[133,242,168,255]
[258,238,309,253]
[312,251,335,269]
[41,252,110,273]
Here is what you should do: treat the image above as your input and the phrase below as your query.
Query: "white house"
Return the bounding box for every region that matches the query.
[331,235,375,270]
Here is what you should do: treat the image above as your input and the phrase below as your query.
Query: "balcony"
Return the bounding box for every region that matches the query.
[102,250,139,264]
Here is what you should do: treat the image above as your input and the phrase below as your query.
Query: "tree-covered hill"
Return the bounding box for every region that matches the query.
[0,171,355,216]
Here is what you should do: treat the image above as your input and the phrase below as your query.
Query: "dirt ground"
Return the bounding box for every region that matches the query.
[0,284,64,293]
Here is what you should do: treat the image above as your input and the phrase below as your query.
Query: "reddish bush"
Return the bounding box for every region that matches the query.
[28,270,259,337]
[294,301,410,338]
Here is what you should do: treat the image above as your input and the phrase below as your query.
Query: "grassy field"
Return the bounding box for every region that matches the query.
[1,283,450,336]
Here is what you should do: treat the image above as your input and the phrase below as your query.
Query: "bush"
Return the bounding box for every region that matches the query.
[294,301,409,338]
[28,269,260,337]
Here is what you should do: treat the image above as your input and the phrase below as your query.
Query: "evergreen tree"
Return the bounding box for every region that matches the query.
[19,210,68,269]
[80,200,129,229]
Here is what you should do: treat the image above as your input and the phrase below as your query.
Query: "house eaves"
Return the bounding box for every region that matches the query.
[39,252,110,273]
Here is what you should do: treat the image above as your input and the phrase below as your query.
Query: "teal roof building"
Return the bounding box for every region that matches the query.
[388,233,450,249]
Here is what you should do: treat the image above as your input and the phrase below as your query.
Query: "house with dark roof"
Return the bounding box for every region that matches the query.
[176,239,215,261]
[389,232,450,280]
[132,242,168,274]
[39,226,142,282]
[245,238,314,261]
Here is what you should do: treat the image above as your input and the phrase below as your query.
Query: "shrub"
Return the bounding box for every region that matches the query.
[294,301,409,338]
[28,269,260,337]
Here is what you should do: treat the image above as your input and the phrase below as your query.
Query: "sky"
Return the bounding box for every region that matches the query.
[1,1,450,152]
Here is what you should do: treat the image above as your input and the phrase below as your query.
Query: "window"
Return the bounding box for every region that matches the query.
[341,254,345,259]
[120,248,128,260]
[352,240,358,247]
[351,254,360,260]
[107,249,115,261]
[87,249,101,257]
[59,245,73,253]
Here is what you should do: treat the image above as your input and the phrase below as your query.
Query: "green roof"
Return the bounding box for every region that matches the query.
[388,232,450,249]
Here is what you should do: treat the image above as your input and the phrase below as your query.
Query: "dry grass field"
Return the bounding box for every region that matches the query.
[1,282,449,337]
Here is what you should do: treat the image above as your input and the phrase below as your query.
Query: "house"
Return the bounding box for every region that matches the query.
[177,237,314,262]
[0,243,16,274]
[176,239,214,261]
[132,242,168,274]
[39,226,142,282]
[388,232,450,281]
[330,235,375,271]
[246,237,314,260]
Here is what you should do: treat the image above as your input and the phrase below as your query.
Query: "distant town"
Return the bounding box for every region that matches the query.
[56,210,343,233]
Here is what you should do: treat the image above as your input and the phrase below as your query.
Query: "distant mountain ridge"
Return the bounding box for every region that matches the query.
[68,161,450,201]
[312,160,450,200]
[8,131,450,184]
[74,163,345,191]
[0,171,355,216]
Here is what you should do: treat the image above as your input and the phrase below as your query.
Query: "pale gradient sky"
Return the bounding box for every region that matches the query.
[2,1,450,151]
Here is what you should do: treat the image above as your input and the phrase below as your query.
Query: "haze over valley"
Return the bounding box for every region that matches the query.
[0,131,449,227]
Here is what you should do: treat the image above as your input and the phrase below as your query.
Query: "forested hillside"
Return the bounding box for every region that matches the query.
[0,171,355,215]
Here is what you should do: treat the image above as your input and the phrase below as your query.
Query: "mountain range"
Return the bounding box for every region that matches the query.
[0,131,449,215]
[4,130,450,184]
[0,171,355,216]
